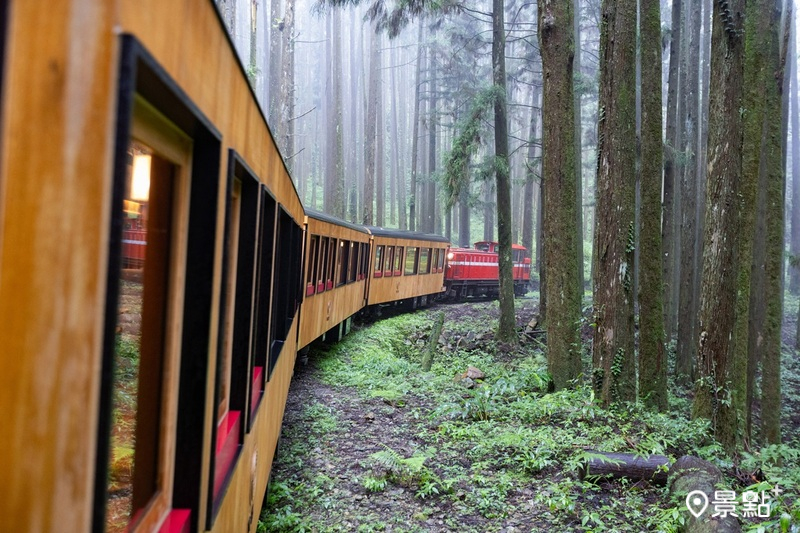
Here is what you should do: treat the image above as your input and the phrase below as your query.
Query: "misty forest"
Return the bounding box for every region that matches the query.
[217,0,800,530]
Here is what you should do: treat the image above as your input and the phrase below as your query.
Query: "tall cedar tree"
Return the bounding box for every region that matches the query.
[791,11,800,296]
[676,0,702,382]
[409,23,424,231]
[363,22,379,225]
[493,0,516,343]
[662,0,682,342]
[761,0,787,445]
[280,0,296,170]
[592,0,637,405]
[538,0,582,389]
[573,0,584,297]
[638,0,667,411]
[693,0,745,453]
[734,0,771,443]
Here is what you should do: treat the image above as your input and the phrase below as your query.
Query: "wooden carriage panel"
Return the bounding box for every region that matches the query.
[0,3,118,531]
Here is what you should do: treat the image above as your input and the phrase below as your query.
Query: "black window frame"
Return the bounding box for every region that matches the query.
[96,35,222,532]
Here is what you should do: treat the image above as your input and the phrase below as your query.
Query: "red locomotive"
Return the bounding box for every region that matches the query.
[444,241,532,299]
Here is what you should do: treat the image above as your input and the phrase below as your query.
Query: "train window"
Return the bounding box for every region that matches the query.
[327,238,337,289]
[431,249,439,273]
[419,248,430,274]
[106,102,192,533]
[383,246,394,277]
[99,40,223,533]
[251,187,276,418]
[348,242,358,283]
[405,247,418,275]
[269,207,301,379]
[208,152,262,519]
[393,246,404,275]
[337,240,348,286]
[307,235,319,296]
[438,248,446,270]
[363,243,370,279]
[318,236,329,292]
[374,245,384,277]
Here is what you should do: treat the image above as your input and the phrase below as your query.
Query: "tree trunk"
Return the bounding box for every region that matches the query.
[733,0,772,445]
[484,181,494,241]
[409,23,424,232]
[459,180,470,247]
[269,0,282,126]
[761,0,787,445]
[592,0,637,405]
[791,10,800,294]
[332,9,345,218]
[279,0,295,170]
[493,0,516,343]
[693,0,745,454]
[426,48,437,233]
[638,0,667,411]
[362,22,379,225]
[538,0,582,389]
[574,0,584,296]
[391,46,406,229]
[537,174,546,322]
[522,81,541,257]
[662,0,682,342]
[579,452,670,485]
[324,10,334,213]
[676,0,701,383]
[376,33,385,227]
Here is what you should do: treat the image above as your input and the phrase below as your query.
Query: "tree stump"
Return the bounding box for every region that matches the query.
[421,311,445,371]
[668,455,741,533]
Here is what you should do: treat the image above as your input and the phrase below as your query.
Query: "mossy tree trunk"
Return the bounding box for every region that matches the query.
[662,0,682,343]
[638,0,667,411]
[493,0,516,343]
[693,0,745,454]
[592,0,637,405]
[733,0,772,446]
[573,0,584,297]
[761,0,787,446]
[538,0,582,389]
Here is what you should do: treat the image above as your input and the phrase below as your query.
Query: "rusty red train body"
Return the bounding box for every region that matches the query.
[444,241,532,299]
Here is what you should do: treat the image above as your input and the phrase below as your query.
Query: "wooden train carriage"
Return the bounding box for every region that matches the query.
[0,2,304,532]
[298,211,371,349]
[366,228,450,307]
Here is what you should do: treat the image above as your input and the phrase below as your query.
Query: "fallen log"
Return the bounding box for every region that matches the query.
[668,455,741,533]
[578,451,670,485]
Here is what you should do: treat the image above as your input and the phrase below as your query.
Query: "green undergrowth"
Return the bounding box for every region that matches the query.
[262,307,800,532]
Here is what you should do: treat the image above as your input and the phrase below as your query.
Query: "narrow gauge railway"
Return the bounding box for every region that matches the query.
[0,2,530,532]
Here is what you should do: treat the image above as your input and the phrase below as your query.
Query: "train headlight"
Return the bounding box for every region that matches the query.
[447,252,454,260]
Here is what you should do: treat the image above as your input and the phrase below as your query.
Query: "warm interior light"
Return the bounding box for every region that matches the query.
[130,154,152,201]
